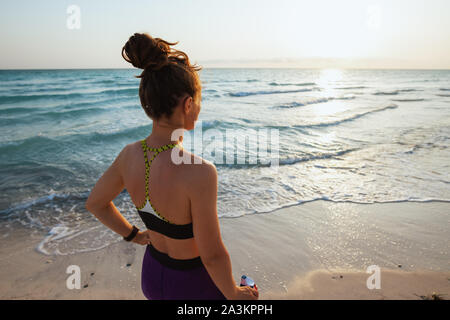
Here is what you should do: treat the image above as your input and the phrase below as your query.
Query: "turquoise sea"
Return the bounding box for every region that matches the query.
[0,68,449,255]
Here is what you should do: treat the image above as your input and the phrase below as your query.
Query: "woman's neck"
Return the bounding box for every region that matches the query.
[148,120,184,146]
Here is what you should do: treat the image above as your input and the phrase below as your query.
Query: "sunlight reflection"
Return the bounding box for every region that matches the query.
[313,69,351,117]
[316,69,344,90]
[313,100,350,117]
[316,130,336,144]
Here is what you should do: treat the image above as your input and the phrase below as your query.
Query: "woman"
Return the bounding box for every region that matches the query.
[85,33,258,300]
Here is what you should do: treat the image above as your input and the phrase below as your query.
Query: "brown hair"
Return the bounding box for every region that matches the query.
[122,33,202,120]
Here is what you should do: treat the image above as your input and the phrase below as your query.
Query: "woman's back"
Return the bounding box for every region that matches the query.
[124,138,204,260]
[87,32,258,300]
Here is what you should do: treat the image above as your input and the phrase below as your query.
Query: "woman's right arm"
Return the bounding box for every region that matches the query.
[189,161,258,300]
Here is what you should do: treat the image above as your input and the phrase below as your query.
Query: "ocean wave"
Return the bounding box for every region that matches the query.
[4,186,449,220]
[276,98,328,109]
[0,94,135,117]
[291,104,398,129]
[0,106,36,116]
[373,89,420,96]
[0,124,151,155]
[0,104,138,129]
[96,79,115,84]
[202,94,222,100]
[0,119,247,155]
[203,89,218,93]
[228,88,316,97]
[391,98,425,102]
[278,148,359,165]
[77,78,138,87]
[35,100,138,120]
[0,135,60,154]
[436,94,450,97]
[194,119,249,131]
[0,106,114,126]
[0,191,82,215]
[1,86,71,95]
[404,140,448,154]
[201,119,224,129]
[5,193,450,256]
[334,86,367,90]
[237,198,450,217]
[275,95,355,109]
[97,87,138,96]
[334,95,356,100]
[36,226,114,256]
[269,82,316,87]
[0,87,138,105]
[208,79,260,84]
[62,124,152,145]
[373,91,399,95]
[38,106,109,119]
[439,88,450,91]
[398,89,419,92]
[206,147,360,170]
[0,92,85,104]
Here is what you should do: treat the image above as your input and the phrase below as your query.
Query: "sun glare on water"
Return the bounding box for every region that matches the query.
[316,69,344,89]
[314,69,350,116]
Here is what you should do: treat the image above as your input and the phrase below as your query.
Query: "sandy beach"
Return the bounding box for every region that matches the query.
[1,200,449,300]
[1,0,450,304]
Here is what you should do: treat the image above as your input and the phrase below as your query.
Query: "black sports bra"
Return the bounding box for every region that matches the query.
[135,139,194,239]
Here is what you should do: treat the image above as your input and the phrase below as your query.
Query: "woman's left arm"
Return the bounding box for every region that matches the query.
[85,145,149,244]
[85,145,132,237]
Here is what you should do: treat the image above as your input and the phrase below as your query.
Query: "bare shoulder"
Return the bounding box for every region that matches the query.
[115,141,142,170]
[182,149,216,172]
[177,149,217,187]
[120,141,138,159]
[192,158,217,183]
[128,140,143,152]
[123,140,145,158]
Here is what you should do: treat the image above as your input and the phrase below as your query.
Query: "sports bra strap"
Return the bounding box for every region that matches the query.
[141,138,181,184]
[139,139,181,224]
[142,139,181,153]
[140,139,181,166]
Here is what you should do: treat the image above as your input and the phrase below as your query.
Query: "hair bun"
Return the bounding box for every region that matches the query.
[122,33,177,71]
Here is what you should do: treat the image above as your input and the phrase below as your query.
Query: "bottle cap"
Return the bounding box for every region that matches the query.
[240,274,255,287]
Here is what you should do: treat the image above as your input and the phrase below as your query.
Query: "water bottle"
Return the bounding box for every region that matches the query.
[240,275,256,288]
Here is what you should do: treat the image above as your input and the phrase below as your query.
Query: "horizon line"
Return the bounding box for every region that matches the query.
[1,66,449,71]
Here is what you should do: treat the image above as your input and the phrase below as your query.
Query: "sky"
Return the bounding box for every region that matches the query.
[0,0,449,69]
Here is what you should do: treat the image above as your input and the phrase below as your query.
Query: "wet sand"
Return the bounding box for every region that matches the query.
[1,200,449,299]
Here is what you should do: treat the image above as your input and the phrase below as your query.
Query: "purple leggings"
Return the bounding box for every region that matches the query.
[141,244,227,300]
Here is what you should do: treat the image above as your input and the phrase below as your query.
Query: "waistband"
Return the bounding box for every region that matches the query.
[147,244,204,271]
